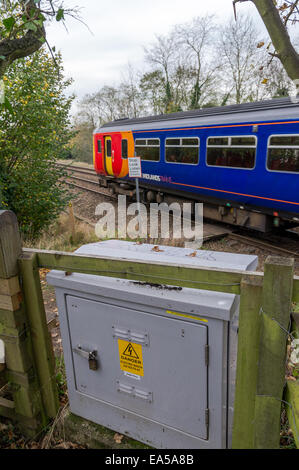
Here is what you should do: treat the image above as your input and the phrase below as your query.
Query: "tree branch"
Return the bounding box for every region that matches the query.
[0,1,46,77]
[233,0,251,20]
[252,0,299,81]
[233,0,299,81]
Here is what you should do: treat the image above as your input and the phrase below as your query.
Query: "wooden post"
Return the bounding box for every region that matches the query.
[18,252,59,419]
[68,202,76,240]
[232,274,263,448]
[0,210,22,278]
[0,210,46,435]
[253,256,294,449]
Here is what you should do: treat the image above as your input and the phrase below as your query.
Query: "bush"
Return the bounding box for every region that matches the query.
[0,49,74,239]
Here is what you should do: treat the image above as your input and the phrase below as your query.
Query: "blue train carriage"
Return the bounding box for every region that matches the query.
[94,97,299,232]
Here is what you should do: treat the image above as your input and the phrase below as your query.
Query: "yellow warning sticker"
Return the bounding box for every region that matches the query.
[118,340,144,377]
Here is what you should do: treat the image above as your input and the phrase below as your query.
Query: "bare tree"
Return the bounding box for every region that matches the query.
[76,78,145,130]
[144,34,177,111]
[219,13,266,103]
[262,60,293,97]
[76,93,100,129]
[143,19,222,112]
[139,69,166,115]
[118,63,146,118]
[174,15,220,108]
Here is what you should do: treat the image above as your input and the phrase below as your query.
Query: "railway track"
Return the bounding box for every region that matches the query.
[58,163,117,199]
[228,232,299,260]
[66,179,117,199]
[57,162,96,177]
[68,182,117,198]
[58,162,299,258]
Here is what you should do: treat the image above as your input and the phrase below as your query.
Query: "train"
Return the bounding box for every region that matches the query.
[93,97,299,232]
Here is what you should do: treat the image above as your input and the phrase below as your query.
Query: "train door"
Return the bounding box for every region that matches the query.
[104,136,114,176]
[118,131,134,177]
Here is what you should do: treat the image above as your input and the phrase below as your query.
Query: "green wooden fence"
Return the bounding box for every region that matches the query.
[285,311,299,448]
[0,209,298,447]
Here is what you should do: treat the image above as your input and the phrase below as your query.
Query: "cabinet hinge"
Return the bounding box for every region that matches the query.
[205,344,209,366]
[205,408,209,429]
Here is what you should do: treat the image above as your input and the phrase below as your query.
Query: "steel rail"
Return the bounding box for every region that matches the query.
[229,233,299,259]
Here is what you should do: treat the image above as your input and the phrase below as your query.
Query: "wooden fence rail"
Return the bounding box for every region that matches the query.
[20,248,299,302]
[0,209,299,447]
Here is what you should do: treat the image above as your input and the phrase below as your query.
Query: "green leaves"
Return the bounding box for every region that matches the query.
[56,9,65,22]
[0,2,76,81]
[4,97,13,113]
[2,16,15,32]
[0,49,74,239]
[0,3,47,46]
[25,21,38,32]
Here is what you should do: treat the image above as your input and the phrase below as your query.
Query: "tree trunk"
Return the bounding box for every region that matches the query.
[0,0,45,79]
[0,28,45,79]
[252,0,299,81]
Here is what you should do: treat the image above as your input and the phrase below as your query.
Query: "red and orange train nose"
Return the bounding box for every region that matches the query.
[93,131,134,178]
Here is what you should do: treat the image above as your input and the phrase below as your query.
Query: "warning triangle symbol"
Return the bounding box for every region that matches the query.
[122,343,139,359]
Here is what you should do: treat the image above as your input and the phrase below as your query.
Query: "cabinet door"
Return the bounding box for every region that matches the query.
[66,295,209,439]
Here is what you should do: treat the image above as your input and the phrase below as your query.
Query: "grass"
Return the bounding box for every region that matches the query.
[55,355,67,401]
[23,212,99,252]
[280,405,296,449]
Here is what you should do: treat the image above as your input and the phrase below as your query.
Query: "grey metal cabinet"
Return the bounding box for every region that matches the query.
[47,240,257,449]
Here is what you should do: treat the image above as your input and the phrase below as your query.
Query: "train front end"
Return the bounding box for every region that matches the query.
[93,129,135,178]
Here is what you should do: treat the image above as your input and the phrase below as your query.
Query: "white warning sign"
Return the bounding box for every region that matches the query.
[128,157,142,178]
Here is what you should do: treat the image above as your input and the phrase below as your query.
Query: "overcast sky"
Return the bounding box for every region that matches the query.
[46,0,266,106]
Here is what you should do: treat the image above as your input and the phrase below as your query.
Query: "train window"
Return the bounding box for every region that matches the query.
[269,135,299,147]
[165,137,199,164]
[231,137,256,146]
[208,137,229,146]
[182,138,198,146]
[97,140,102,153]
[106,139,112,157]
[121,139,128,159]
[135,138,160,162]
[207,136,256,169]
[267,135,299,173]
[167,139,180,146]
